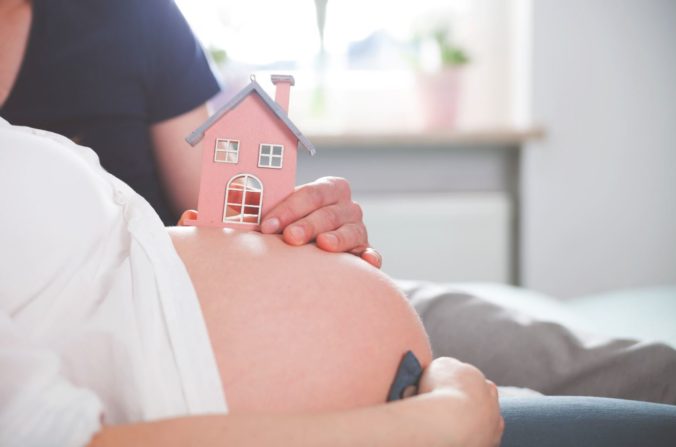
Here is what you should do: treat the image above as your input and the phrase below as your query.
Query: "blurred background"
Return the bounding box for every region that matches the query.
[177,0,676,307]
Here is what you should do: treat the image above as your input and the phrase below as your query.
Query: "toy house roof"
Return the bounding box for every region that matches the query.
[185,80,316,155]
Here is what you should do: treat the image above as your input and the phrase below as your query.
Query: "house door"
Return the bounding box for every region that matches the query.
[223,174,263,224]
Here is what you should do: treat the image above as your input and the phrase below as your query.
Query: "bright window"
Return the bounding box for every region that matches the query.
[223,174,263,224]
[215,139,239,163]
[258,144,284,169]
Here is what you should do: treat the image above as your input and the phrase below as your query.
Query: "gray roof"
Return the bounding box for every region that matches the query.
[185,80,316,155]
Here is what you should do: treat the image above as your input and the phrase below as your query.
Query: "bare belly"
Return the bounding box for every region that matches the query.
[168,227,432,413]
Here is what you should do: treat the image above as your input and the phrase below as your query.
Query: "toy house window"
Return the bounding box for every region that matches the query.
[223,174,263,224]
[214,139,239,163]
[258,144,284,169]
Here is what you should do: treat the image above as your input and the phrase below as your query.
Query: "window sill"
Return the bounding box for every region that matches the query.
[306,127,545,150]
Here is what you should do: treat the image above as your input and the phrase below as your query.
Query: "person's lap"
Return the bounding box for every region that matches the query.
[500,396,676,447]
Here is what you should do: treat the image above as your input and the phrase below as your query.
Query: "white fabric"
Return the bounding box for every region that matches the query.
[0,118,227,446]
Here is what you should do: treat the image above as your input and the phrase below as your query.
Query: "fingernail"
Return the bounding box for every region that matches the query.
[261,218,280,233]
[322,233,338,248]
[363,249,382,268]
[288,225,305,243]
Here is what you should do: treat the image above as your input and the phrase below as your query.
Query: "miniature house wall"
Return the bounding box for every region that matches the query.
[184,75,316,230]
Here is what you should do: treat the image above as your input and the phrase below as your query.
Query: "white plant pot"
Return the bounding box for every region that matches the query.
[417,68,462,131]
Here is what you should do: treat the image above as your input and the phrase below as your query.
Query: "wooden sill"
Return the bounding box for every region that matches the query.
[306,127,545,149]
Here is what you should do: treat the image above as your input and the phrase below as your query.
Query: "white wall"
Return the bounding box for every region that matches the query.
[522,0,676,298]
[358,193,511,283]
[453,0,515,130]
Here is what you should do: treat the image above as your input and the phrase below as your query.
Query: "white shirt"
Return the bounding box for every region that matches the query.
[0,118,227,446]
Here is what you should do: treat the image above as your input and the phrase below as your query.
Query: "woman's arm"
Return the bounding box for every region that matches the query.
[90,358,503,447]
[150,104,207,216]
[91,396,456,447]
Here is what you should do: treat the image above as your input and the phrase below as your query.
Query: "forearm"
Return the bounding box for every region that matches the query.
[90,393,462,447]
[150,105,208,215]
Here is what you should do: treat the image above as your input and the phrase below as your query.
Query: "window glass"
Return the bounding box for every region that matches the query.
[215,138,239,164]
[246,191,262,203]
[225,204,241,218]
[243,205,260,215]
[224,174,263,224]
[245,176,262,191]
[229,177,246,189]
[241,214,259,224]
[258,144,284,168]
[215,151,227,162]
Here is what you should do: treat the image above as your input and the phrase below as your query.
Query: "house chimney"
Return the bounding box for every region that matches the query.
[271,74,295,113]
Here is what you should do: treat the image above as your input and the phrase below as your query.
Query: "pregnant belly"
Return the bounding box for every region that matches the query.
[169,227,431,413]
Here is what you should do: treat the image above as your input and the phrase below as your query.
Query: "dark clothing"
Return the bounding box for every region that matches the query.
[1,0,220,223]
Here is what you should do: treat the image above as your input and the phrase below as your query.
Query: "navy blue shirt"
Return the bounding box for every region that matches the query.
[1,0,220,224]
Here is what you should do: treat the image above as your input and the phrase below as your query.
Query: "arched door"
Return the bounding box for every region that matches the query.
[223,174,263,224]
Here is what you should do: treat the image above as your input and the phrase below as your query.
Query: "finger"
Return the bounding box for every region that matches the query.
[360,248,382,269]
[283,201,363,246]
[486,380,498,398]
[418,357,466,393]
[313,223,369,253]
[178,209,198,226]
[260,177,351,234]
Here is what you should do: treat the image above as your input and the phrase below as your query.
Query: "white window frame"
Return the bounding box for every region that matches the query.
[223,174,264,225]
[214,138,240,164]
[258,143,284,169]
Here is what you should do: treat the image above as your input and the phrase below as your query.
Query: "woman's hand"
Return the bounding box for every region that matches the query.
[418,357,504,447]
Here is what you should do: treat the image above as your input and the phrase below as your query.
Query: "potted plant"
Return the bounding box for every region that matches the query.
[417,27,470,130]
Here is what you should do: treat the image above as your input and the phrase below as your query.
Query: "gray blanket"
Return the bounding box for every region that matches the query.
[398,281,676,404]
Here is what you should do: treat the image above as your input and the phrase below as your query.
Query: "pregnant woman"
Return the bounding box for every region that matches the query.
[2,120,675,447]
[0,119,502,445]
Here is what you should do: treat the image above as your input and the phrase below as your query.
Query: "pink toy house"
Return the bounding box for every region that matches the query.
[183,74,316,230]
